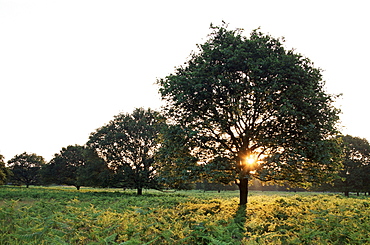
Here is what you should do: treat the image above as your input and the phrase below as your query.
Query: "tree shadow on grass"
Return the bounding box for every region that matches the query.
[229,204,247,241]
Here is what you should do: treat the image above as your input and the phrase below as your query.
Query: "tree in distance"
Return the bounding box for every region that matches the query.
[78,147,113,188]
[157,23,342,205]
[335,135,370,196]
[0,154,12,185]
[88,108,165,195]
[42,145,110,190]
[155,125,199,190]
[7,152,45,187]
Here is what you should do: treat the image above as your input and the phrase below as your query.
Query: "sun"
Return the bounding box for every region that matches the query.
[245,154,257,166]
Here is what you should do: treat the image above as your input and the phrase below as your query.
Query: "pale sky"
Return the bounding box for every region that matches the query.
[1,0,369,161]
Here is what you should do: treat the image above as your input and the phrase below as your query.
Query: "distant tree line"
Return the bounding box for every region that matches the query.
[313,135,370,196]
[2,111,369,196]
[1,108,166,194]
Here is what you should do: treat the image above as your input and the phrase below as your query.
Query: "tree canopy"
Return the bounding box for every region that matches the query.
[155,125,199,190]
[7,152,45,187]
[0,154,11,185]
[88,108,165,195]
[335,135,370,196]
[157,24,342,204]
[42,145,109,190]
[43,145,85,190]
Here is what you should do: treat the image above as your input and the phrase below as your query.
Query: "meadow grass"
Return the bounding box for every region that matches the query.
[0,186,369,244]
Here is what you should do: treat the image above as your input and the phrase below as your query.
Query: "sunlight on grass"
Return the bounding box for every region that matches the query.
[0,186,369,244]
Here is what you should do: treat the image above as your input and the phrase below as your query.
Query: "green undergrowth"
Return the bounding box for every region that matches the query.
[0,186,369,244]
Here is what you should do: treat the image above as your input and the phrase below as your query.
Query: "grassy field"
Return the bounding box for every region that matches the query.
[0,186,369,244]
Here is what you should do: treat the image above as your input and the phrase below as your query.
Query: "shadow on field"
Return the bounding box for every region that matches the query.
[230,204,247,240]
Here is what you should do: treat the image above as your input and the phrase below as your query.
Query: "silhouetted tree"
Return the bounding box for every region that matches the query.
[157,23,342,205]
[88,108,165,195]
[7,152,45,187]
[42,145,109,190]
[0,154,11,185]
[335,135,370,196]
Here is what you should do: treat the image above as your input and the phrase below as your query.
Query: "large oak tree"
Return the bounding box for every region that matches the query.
[157,24,342,205]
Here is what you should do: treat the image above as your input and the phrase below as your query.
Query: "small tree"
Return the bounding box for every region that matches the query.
[335,135,370,196]
[155,125,199,190]
[43,145,85,190]
[42,145,108,190]
[88,108,165,195]
[157,24,342,205]
[79,148,113,188]
[0,154,11,185]
[7,152,45,187]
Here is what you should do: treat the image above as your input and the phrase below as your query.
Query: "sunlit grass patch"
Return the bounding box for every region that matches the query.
[0,186,369,244]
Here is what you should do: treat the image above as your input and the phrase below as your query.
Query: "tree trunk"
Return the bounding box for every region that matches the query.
[137,188,143,195]
[76,186,80,191]
[238,178,249,205]
[344,190,349,197]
